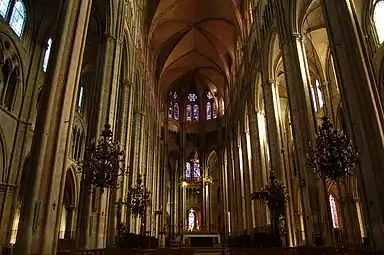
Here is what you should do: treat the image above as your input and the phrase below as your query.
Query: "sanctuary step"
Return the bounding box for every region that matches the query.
[193,247,230,255]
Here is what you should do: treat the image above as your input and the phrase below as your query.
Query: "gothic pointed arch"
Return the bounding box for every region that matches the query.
[58,168,77,239]
[0,126,6,183]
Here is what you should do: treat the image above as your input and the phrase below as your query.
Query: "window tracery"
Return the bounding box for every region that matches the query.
[212,101,217,119]
[206,91,220,120]
[168,101,173,118]
[4,67,18,110]
[193,104,199,121]
[374,0,384,44]
[9,0,26,38]
[174,102,179,120]
[168,92,179,120]
[0,0,11,18]
[185,162,191,179]
[185,152,201,180]
[186,104,192,121]
[0,58,20,112]
[188,93,197,101]
[206,102,211,120]
[71,126,84,162]
[186,92,198,122]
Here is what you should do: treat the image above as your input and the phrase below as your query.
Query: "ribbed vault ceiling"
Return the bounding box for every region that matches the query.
[149,0,242,97]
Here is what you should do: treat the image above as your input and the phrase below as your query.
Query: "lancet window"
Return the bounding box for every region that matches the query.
[168,92,179,120]
[187,92,198,122]
[206,91,218,119]
[0,0,27,38]
[185,152,201,180]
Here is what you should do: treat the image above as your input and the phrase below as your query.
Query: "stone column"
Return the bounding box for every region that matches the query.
[122,82,135,225]
[278,31,332,244]
[241,128,253,232]
[219,147,229,238]
[232,129,244,234]
[15,0,92,254]
[159,138,167,235]
[226,137,236,235]
[129,109,146,233]
[262,80,286,181]
[321,0,384,249]
[151,129,160,236]
[248,111,267,230]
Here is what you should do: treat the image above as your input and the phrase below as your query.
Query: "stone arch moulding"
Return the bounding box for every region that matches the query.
[266,31,280,81]
[65,165,79,206]
[206,150,218,166]
[0,33,25,111]
[0,125,7,183]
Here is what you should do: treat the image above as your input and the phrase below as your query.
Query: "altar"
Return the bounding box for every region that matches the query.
[182,233,220,247]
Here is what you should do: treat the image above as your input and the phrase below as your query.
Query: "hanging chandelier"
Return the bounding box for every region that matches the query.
[127,174,151,218]
[80,123,126,192]
[307,116,358,183]
[251,170,287,214]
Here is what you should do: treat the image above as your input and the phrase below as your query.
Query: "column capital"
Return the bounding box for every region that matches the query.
[262,79,275,88]
[104,32,117,42]
[116,37,124,46]
[122,80,135,88]
[134,110,146,116]
[280,32,302,46]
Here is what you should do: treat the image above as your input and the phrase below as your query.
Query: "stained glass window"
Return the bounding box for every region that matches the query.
[193,162,201,178]
[0,0,11,18]
[220,98,225,116]
[174,102,179,120]
[186,104,192,121]
[212,101,217,119]
[188,93,197,102]
[374,0,384,44]
[9,0,26,38]
[173,92,178,99]
[329,195,339,228]
[206,102,211,120]
[185,162,191,180]
[168,102,173,118]
[193,104,199,121]
[207,91,213,99]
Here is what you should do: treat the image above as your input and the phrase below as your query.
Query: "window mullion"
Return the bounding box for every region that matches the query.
[6,0,15,23]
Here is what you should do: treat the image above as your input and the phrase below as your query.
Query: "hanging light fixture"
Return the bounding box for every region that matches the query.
[127,173,152,236]
[307,116,358,183]
[127,173,151,218]
[79,123,126,192]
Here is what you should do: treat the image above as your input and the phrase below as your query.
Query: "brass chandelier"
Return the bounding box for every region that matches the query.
[307,116,358,183]
[127,173,151,218]
[79,123,127,192]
